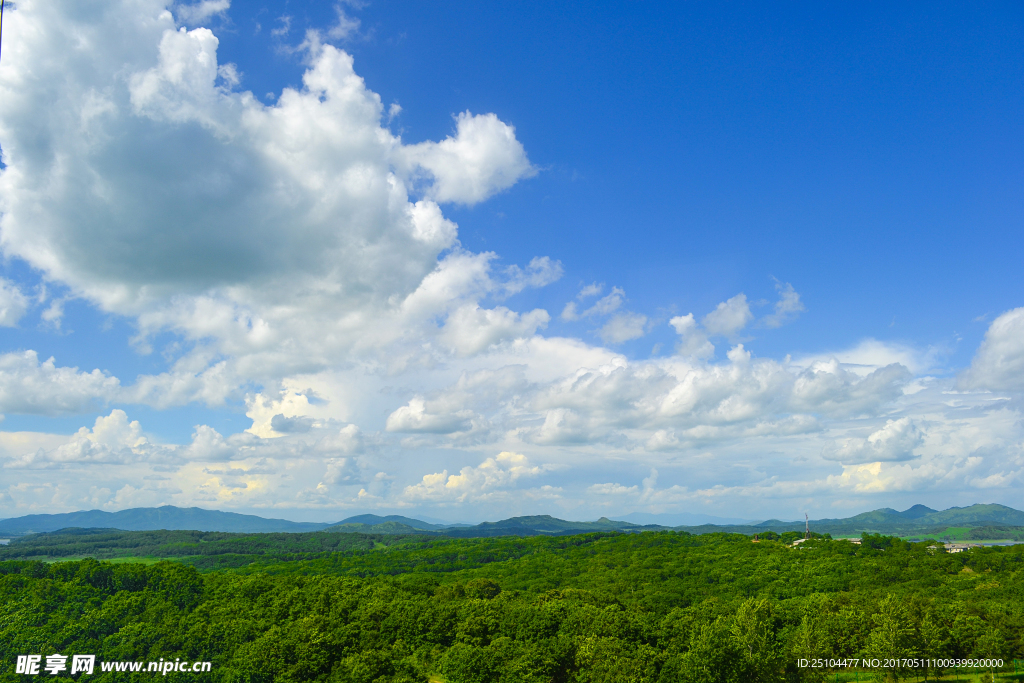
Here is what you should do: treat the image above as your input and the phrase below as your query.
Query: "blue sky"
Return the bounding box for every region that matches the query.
[0,0,1021,523]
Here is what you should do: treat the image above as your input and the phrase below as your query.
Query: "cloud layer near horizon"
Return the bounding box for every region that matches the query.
[0,0,1022,521]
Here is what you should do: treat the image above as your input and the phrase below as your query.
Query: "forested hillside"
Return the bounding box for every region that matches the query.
[1,531,1022,682]
[0,528,429,568]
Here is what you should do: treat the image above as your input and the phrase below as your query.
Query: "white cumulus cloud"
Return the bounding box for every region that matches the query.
[821,417,924,465]
[5,410,161,469]
[669,313,714,359]
[958,307,1024,391]
[399,112,537,205]
[175,0,230,24]
[0,279,29,327]
[0,0,558,424]
[761,280,805,328]
[402,451,544,502]
[441,305,550,356]
[0,351,121,415]
[385,397,479,435]
[702,293,753,338]
[598,312,648,345]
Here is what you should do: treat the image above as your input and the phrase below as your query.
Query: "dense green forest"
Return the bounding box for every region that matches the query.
[1,531,1022,682]
[0,528,430,567]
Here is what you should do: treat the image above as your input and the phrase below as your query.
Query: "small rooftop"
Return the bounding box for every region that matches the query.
[945,542,980,553]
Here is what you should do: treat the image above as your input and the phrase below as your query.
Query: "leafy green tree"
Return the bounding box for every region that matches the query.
[865,594,916,682]
[440,642,503,683]
[572,636,659,683]
[790,594,835,683]
[730,597,783,683]
[950,612,985,658]
[465,578,501,600]
[679,618,739,683]
[974,626,1006,659]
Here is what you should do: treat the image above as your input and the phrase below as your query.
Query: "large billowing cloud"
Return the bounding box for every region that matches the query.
[0,0,535,341]
[0,0,556,407]
[0,0,1021,520]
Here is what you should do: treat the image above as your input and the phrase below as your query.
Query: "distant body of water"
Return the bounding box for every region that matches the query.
[978,540,1024,546]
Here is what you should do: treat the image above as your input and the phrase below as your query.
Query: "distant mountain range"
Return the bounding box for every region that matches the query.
[0,507,331,535]
[328,514,452,531]
[1,503,1022,538]
[616,511,754,526]
[743,503,1024,536]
